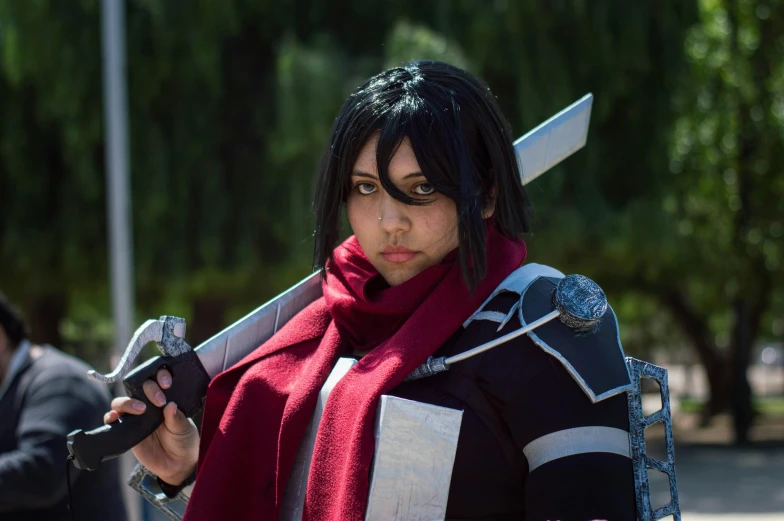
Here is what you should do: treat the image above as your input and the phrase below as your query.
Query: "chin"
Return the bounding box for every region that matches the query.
[379,268,418,287]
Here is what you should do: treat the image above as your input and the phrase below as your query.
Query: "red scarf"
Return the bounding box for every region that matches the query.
[183,226,526,521]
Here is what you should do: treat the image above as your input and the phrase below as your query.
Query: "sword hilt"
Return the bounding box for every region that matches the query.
[68,348,210,471]
[89,316,189,384]
[404,356,448,382]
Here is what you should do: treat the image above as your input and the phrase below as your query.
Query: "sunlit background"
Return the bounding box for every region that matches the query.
[0,1,782,520]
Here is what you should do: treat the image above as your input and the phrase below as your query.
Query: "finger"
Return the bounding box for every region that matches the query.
[162,402,192,436]
[104,410,120,424]
[157,368,173,390]
[110,396,147,415]
[143,379,167,407]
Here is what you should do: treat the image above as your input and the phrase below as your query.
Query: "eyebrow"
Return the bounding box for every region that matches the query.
[351,171,425,180]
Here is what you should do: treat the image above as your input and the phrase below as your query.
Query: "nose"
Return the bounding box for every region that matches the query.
[378,192,410,236]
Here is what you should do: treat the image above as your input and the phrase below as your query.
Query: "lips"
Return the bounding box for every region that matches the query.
[381,246,418,263]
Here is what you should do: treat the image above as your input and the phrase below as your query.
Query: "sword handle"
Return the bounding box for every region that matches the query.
[68,350,210,471]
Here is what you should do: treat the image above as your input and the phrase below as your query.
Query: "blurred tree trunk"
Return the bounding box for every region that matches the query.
[661,290,730,423]
[662,282,770,443]
[728,264,772,443]
[729,302,754,444]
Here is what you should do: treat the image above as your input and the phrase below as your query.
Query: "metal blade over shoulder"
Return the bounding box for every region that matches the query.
[195,273,322,378]
[515,93,593,186]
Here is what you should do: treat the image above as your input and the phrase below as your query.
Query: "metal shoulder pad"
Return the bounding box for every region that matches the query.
[520,271,632,402]
[465,263,633,403]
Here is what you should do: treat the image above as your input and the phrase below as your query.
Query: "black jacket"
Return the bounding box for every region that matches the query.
[391,289,637,521]
[0,344,128,521]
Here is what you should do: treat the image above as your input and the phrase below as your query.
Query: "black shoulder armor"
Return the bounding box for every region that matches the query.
[465,263,632,403]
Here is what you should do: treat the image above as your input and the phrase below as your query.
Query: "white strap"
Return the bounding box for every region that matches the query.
[463,263,565,328]
[523,426,631,472]
[470,311,507,323]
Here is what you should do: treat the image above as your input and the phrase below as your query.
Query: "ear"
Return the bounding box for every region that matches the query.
[481,185,496,219]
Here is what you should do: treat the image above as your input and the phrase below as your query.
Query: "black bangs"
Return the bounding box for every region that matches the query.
[313,60,531,290]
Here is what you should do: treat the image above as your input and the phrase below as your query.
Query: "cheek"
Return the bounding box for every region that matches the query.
[346,198,358,228]
[346,197,374,242]
[417,201,459,251]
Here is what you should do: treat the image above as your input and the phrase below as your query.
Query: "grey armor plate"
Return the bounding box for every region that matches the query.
[465,263,633,403]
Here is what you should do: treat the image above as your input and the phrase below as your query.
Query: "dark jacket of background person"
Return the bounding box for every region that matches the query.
[0,341,129,521]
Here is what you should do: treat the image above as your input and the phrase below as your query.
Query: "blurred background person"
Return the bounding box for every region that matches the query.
[0,292,128,521]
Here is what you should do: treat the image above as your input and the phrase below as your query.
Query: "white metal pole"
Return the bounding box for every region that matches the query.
[101,0,140,519]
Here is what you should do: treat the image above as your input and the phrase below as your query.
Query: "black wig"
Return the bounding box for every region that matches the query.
[313,60,531,289]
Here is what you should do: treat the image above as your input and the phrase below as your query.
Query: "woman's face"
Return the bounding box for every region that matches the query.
[347,135,459,286]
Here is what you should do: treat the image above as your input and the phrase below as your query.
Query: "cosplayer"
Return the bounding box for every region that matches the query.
[67,61,680,521]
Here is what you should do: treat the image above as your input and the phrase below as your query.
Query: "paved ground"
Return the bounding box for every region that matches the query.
[671,443,784,519]
[651,412,784,521]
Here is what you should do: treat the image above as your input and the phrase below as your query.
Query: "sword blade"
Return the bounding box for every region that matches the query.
[515,93,593,186]
[194,272,322,379]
